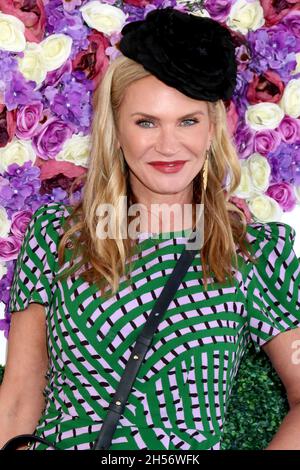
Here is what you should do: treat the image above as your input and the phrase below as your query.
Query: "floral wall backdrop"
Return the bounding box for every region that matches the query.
[0,0,300,353]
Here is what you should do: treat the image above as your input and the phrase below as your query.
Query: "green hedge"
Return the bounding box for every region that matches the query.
[221,341,288,449]
[0,342,288,450]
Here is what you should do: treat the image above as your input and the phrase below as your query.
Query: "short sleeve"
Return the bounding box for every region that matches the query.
[245,221,300,353]
[9,202,68,316]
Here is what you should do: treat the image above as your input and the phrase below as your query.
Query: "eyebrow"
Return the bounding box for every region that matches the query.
[130,111,205,119]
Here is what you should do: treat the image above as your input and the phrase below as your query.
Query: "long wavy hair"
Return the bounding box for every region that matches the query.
[57,55,257,299]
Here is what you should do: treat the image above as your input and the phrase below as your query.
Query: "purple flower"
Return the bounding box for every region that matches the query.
[4,72,42,111]
[247,26,297,84]
[0,51,18,84]
[15,102,44,140]
[0,162,41,218]
[43,73,93,132]
[105,31,123,61]
[32,117,75,159]
[43,60,72,88]
[253,129,282,156]
[122,0,181,24]
[277,115,300,144]
[236,44,252,72]
[0,259,14,338]
[268,142,300,185]
[204,0,234,22]
[281,11,300,44]
[233,70,254,111]
[0,236,22,262]
[63,0,83,12]
[234,122,255,159]
[10,210,33,239]
[266,182,297,212]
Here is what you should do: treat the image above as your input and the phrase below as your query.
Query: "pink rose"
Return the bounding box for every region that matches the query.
[15,102,43,140]
[260,0,300,27]
[281,10,300,38]
[123,0,153,6]
[0,236,22,262]
[277,116,300,144]
[37,158,87,180]
[0,0,46,43]
[229,196,253,223]
[226,101,239,139]
[44,60,72,88]
[261,0,300,27]
[253,129,282,156]
[32,117,75,159]
[10,210,33,239]
[266,182,297,211]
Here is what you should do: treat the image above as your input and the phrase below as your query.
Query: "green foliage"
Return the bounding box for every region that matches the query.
[0,342,288,450]
[221,341,288,450]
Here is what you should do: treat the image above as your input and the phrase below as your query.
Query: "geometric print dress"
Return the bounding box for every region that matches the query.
[9,202,300,450]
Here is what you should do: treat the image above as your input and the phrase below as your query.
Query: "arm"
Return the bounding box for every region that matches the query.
[261,327,300,450]
[0,303,49,449]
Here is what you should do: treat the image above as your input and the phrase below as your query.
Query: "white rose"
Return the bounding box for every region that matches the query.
[292,53,300,76]
[247,194,283,222]
[245,102,284,130]
[279,78,300,118]
[232,161,254,198]
[226,0,265,35]
[0,261,8,281]
[190,8,211,18]
[80,2,127,35]
[247,153,271,193]
[0,206,11,238]
[56,134,91,167]
[0,12,26,52]
[294,185,300,204]
[40,34,72,72]
[17,42,48,85]
[0,139,36,173]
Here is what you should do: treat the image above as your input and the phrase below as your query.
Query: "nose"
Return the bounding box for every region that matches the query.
[154,126,180,156]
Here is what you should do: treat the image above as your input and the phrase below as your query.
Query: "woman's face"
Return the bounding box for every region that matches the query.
[116,74,214,205]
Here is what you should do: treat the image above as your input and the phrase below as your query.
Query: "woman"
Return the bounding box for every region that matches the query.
[1,7,300,451]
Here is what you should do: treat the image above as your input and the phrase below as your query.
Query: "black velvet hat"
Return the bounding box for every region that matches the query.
[116,7,237,102]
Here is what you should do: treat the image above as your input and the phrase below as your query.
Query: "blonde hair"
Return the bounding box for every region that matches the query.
[57,55,257,298]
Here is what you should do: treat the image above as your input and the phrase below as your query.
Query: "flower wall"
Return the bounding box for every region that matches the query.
[0,0,300,339]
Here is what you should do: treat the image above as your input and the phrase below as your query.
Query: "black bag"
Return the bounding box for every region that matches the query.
[2,233,199,451]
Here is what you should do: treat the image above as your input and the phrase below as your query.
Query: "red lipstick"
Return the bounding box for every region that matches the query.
[148,161,187,174]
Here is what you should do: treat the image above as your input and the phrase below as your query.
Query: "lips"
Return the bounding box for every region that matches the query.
[149,161,187,166]
[148,161,187,173]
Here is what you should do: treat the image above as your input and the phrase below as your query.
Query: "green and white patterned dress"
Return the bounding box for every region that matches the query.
[9,202,300,450]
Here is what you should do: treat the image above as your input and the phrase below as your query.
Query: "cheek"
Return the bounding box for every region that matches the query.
[122,132,150,159]
[187,132,208,155]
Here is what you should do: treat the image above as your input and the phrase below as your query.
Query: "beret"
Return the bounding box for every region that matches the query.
[116,7,237,102]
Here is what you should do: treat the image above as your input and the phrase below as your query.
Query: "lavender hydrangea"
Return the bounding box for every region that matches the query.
[247,25,298,84]
[43,72,93,133]
[268,142,300,185]
[0,162,41,219]
[4,72,42,111]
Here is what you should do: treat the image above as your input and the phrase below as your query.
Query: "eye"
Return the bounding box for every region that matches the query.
[181,119,199,126]
[135,118,199,128]
[135,119,154,128]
